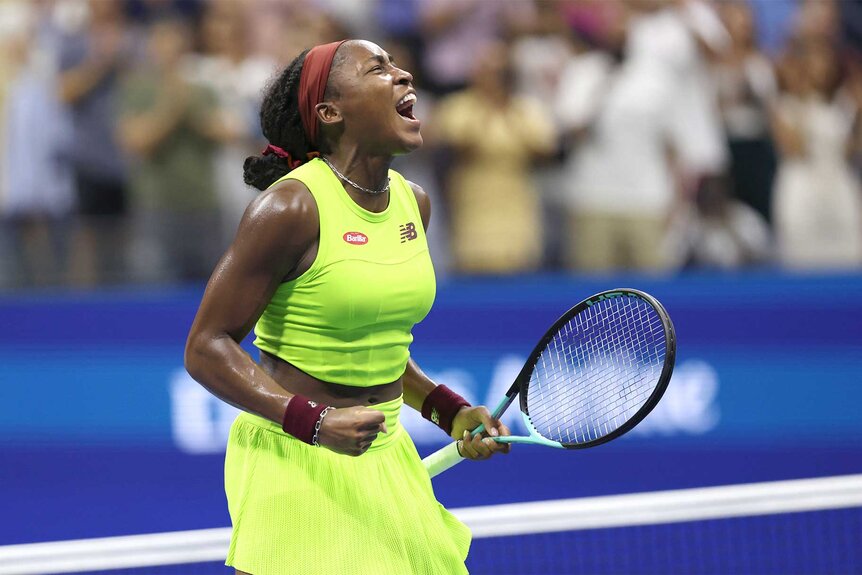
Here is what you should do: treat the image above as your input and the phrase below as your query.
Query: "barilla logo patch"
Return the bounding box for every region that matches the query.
[343,231,368,245]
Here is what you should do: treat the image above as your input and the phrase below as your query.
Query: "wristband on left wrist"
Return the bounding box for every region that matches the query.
[421,384,470,436]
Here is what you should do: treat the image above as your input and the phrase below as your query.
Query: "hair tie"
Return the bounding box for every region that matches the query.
[262,145,321,170]
[262,144,290,159]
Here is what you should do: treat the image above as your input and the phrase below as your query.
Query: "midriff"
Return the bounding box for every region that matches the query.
[259,350,403,407]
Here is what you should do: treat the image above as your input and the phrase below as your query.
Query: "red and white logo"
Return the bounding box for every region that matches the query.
[343,231,369,245]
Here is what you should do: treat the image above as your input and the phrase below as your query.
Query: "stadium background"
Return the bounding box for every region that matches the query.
[3,271,862,545]
[1,0,861,573]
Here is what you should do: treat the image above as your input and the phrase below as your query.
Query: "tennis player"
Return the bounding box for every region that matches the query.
[185,39,510,575]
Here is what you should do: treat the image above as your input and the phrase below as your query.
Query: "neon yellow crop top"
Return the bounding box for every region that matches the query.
[253,158,436,386]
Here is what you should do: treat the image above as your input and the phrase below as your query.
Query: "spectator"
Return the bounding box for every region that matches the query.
[188,0,273,247]
[555,1,679,273]
[509,0,571,269]
[0,4,75,288]
[58,0,132,286]
[714,0,778,224]
[418,0,531,95]
[118,17,223,283]
[658,0,730,187]
[771,39,862,269]
[667,174,771,270]
[435,41,554,274]
[1,0,859,288]
[510,1,572,106]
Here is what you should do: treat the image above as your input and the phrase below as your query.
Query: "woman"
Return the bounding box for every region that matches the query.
[771,40,862,268]
[435,41,555,273]
[184,39,510,575]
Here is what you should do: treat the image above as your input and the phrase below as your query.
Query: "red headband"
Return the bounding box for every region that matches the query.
[299,40,347,148]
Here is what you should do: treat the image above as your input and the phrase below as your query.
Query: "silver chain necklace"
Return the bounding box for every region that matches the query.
[321,156,390,195]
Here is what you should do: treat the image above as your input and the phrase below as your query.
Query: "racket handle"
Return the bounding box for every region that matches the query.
[424,418,490,478]
[422,441,465,478]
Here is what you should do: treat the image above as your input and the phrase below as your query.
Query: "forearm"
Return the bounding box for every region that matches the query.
[406,362,511,457]
[515,107,556,156]
[770,109,805,158]
[184,333,291,425]
[119,104,186,157]
[404,356,472,439]
[402,356,437,412]
[59,62,105,104]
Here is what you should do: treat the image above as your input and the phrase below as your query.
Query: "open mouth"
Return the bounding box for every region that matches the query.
[396,93,417,121]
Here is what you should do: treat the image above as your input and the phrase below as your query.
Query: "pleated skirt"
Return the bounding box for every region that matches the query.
[224,396,471,575]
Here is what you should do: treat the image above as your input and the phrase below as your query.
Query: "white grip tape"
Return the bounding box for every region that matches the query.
[422,441,465,478]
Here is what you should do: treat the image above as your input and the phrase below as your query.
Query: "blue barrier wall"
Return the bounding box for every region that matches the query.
[2,272,861,544]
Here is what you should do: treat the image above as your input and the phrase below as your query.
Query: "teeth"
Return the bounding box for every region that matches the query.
[397,93,417,108]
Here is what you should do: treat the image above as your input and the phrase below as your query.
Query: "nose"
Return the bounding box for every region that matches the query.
[394,66,413,85]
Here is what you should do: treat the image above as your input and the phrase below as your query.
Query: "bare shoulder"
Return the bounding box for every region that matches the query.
[232,178,319,277]
[407,180,431,231]
[240,178,319,242]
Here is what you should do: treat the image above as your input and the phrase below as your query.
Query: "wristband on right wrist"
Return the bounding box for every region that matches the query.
[282,394,329,445]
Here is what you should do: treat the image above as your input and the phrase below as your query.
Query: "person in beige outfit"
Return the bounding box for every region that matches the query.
[434,42,555,274]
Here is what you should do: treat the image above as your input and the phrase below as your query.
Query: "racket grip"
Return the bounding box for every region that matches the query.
[422,441,465,478]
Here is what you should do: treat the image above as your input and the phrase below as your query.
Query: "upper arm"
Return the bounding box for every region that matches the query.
[187,179,318,345]
[408,181,431,232]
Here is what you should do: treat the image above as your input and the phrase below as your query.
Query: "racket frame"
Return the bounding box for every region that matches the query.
[423,288,676,477]
[518,288,677,449]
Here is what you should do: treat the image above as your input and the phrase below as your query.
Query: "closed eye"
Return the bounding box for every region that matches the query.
[365,53,395,75]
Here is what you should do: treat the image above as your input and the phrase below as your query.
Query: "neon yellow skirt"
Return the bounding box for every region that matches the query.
[224,396,471,575]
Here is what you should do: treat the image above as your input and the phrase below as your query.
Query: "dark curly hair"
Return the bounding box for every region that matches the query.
[243,47,347,191]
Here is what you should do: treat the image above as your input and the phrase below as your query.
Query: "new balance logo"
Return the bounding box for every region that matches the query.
[399,222,418,243]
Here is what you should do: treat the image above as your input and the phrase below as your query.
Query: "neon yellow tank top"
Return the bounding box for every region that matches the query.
[253,158,436,386]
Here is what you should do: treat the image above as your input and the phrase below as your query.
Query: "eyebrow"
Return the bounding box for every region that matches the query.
[366,53,395,66]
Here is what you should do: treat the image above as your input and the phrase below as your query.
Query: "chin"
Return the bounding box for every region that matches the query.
[393,132,423,156]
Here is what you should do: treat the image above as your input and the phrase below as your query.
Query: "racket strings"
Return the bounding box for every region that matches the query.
[527,297,667,445]
[562,301,663,441]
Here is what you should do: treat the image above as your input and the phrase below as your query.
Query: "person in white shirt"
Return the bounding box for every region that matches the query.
[555,0,728,273]
[555,2,677,272]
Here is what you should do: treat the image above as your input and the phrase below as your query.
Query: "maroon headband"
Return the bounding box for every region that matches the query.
[299,40,347,148]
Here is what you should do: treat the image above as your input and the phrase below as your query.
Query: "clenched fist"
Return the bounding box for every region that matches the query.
[317,406,387,456]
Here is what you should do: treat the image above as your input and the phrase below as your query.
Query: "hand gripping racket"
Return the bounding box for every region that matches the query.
[422,288,676,478]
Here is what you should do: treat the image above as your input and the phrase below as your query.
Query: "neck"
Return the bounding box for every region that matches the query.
[323,147,393,210]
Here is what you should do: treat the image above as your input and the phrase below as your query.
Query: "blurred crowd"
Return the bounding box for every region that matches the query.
[1,0,862,289]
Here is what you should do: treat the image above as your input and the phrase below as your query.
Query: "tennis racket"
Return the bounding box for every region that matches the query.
[422,288,676,478]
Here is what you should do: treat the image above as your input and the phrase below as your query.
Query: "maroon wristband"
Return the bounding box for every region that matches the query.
[421,385,470,436]
[282,394,328,445]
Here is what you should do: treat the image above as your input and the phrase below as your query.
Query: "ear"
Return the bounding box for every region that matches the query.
[316,102,342,128]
